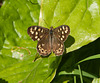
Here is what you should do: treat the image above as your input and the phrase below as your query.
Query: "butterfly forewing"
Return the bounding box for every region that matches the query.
[54,25,70,42]
[27,26,49,41]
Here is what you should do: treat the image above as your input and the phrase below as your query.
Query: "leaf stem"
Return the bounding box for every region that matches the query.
[78,64,83,83]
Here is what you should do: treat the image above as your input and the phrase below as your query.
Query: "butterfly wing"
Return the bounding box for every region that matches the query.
[52,35,64,56]
[27,26,49,41]
[37,32,51,56]
[27,26,51,56]
[53,25,70,42]
[52,25,70,56]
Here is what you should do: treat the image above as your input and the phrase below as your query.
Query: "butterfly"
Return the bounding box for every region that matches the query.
[27,25,70,56]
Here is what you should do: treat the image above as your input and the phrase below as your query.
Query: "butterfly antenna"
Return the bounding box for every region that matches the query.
[53,20,60,26]
[43,19,48,27]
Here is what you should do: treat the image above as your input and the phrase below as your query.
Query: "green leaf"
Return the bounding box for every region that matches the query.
[39,0,100,52]
[0,0,40,59]
[0,56,61,83]
[92,78,100,83]
[59,69,97,78]
[77,54,100,64]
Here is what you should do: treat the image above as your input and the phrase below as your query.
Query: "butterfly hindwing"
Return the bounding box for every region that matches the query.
[27,26,49,41]
[54,25,70,42]
[52,35,64,56]
[37,32,51,56]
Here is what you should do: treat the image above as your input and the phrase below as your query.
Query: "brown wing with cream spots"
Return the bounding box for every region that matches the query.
[27,26,49,41]
[37,32,51,56]
[53,25,70,42]
[52,34,64,56]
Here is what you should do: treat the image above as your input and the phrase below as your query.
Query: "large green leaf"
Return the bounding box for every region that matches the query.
[0,0,100,83]
[0,0,62,83]
[39,0,100,52]
[0,55,61,83]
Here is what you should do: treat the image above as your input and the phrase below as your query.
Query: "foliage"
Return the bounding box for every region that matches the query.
[0,0,100,83]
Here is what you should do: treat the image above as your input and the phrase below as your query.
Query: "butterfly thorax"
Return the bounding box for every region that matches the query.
[50,26,53,34]
[50,26,54,38]
[50,26,54,50]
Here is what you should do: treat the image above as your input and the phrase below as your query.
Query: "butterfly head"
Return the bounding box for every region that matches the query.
[50,26,54,34]
[50,26,54,30]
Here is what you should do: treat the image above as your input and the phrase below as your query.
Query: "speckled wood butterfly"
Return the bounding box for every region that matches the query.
[27,25,70,56]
